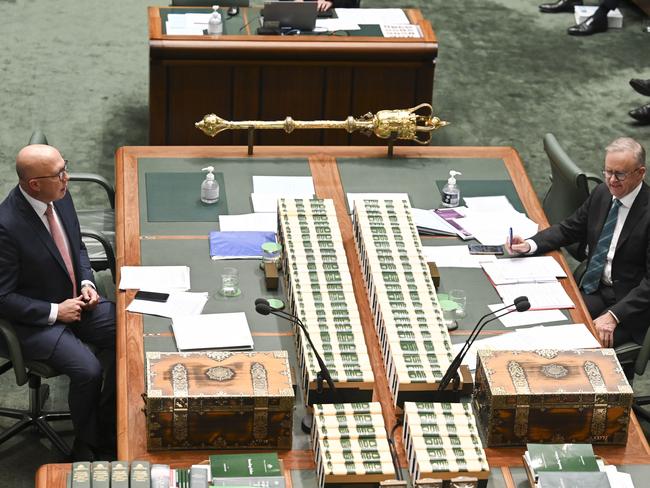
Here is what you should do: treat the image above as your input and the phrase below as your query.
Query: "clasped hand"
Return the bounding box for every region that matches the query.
[57,286,99,322]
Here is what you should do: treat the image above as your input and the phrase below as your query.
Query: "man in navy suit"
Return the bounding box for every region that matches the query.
[0,144,115,460]
[508,137,649,349]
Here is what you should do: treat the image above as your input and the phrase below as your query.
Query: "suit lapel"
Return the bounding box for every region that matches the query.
[616,184,649,251]
[13,188,71,280]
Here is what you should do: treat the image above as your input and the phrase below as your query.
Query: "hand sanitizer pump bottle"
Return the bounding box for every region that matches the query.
[441,170,462,208]
[201,166,220,204]
[208,5,223,35]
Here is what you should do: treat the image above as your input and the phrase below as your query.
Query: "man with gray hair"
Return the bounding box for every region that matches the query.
[508,137,649,349]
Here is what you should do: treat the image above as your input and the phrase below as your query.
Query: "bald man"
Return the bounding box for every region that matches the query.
[0,145,115,461]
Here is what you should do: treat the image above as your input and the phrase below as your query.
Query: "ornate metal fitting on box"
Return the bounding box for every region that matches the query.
[195,103,448,145]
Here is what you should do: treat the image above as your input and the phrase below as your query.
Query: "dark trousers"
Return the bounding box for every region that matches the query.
[39,299,116,448]
[597,0,620,13]
[581,285,636,347]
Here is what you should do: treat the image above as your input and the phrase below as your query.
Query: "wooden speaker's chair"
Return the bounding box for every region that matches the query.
[28,131,115,282]
[0,319,72,456]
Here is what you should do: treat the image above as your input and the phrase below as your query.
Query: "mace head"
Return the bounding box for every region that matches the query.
[196,114,230,137]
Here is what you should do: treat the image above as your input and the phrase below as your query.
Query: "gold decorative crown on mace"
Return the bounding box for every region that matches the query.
[196,103,447,144]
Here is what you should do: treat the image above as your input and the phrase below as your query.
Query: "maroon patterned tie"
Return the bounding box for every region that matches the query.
[45,204,77,297]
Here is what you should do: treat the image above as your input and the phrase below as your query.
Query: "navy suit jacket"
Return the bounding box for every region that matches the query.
[0,186,93,359]
[532,182,650,337]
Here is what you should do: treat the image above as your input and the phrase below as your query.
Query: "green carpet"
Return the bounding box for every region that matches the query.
[0,0,649,486]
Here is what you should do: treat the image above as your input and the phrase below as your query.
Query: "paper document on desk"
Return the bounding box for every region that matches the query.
[488,303,568,327]
[456,210,538,245]
[119,266,191,291]
[421,245,497,268]
[209,231,276,259]
[463,195,517,212]
[165,13,209,35]
[346,193,411,212]
[219,213,278,232]
[482,256,566,285]
[316,18,360,32]
[127,291,209,318]
[171,312,254,351]
[412,208,459,236]
[456,323,599,370]
[495,281,575,309]
[252,175,315,195]
[433,207,473,240]
[334,8,410,25]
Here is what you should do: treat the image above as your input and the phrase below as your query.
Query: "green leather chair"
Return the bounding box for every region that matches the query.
[0,319,72,457]
[616,326,650,424]
[28,131,115,282]
[541,133,602,264]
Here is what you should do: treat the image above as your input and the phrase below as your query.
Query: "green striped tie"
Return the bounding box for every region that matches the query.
[581,199,622,294]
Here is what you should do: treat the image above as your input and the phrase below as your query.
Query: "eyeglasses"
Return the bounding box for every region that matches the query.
[30,161,68,182]
[602,167,640,182]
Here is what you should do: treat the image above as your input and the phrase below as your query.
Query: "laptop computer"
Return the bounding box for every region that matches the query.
[262,2,318,31]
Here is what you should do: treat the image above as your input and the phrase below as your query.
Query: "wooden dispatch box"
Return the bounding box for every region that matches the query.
[472,349,633,447]
[145,351,294,450]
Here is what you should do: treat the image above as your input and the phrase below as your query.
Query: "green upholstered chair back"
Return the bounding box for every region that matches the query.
[541,133,591,225]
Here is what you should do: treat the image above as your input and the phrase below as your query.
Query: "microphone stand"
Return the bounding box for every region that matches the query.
[437,298,530,395]
[255,301,337,433]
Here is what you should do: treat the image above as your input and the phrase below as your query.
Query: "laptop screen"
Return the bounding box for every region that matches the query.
[262,2,318,31]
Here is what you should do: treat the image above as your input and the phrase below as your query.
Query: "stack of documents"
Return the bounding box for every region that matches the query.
[411,208,459,237]
[455,196,538,245]
[165,13,210,35]
[119,266,191,292]
[219,213,278,233]
[127,291,209,318]
[171,312,254,351]
[433,207,473,240]
[455,323,601,371]
[482,256,566,285]
[496,281,574,310]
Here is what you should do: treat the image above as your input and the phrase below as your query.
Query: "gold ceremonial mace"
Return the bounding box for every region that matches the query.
[196,104,448,153]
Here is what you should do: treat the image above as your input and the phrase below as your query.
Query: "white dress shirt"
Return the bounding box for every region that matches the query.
[19,186,94,324]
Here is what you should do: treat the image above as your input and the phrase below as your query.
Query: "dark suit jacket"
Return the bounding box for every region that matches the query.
[532,182,650,334]
[0,186,93,359]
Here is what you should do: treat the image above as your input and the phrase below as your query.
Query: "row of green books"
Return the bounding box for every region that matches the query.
[523,444,633,488]
[67,453,285,488]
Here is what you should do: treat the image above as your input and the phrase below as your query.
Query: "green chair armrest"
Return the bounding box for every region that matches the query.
[0,318,28,386]
[81,230,116,282]
[28,130,49,145]
[68,172,115,209]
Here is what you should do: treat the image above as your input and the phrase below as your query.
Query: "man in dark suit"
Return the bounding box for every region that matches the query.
[0,144,115,460]
[508,137,648,348]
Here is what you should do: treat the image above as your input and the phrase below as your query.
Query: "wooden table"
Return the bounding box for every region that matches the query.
[148,7,437,146]
[107,146,650,488]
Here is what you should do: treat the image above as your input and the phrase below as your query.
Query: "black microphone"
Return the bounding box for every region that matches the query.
[254,300,337,396]
[437,296,530,393]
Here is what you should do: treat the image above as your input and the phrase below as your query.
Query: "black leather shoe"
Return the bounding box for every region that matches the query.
[630,79,650,97]
[539,0,583,13]
[568,15,608,36]
[629,103,650,124]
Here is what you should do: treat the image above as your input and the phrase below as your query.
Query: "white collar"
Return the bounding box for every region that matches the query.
[18,185,50,217]
[616,181,643,209]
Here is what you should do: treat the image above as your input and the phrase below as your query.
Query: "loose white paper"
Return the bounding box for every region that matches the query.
[488,303,568,328]
[119,266,191,292]
[251,192,313,213]
[495,281,575,310]
[421,245,497,268]
[252,175,314,195]
[315,19,361,32]
[171,312,254,351]
[219,212,278,232]
[127,291,208,318]
[482,256,566,285]
[334,8,410,25]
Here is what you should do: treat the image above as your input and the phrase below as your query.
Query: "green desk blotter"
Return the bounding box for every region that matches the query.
[435,179,524,213]
[145,171,228,222]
